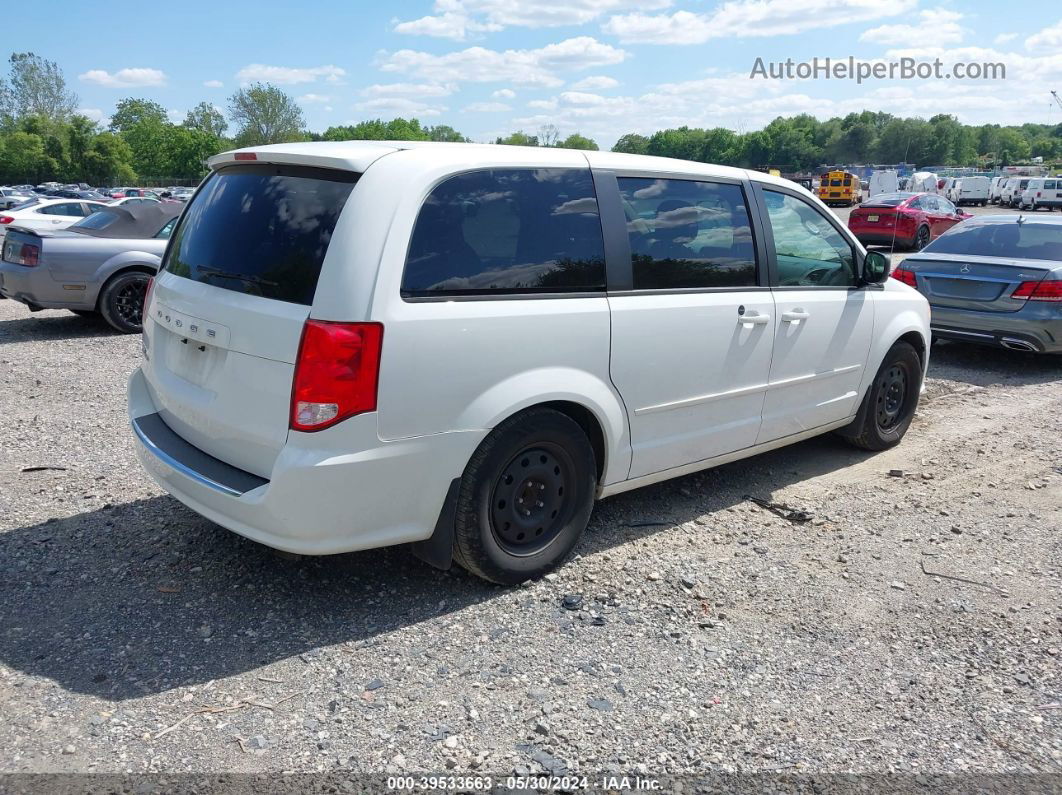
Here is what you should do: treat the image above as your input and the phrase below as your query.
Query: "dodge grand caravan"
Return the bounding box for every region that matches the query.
[129,142,930,584]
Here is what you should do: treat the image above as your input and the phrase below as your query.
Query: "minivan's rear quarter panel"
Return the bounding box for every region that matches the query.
[339,147,632,486]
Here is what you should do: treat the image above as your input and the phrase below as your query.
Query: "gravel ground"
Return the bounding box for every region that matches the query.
[1,202,1060,779]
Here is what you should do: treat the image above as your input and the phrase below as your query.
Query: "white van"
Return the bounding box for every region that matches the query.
[940,178,958,202]
[868,170,898,197]
[1018,178,1062,211]
[989,176,1006,204]
[128,142,930,583]
[953,176,990,206]
[1001,178,1031,207]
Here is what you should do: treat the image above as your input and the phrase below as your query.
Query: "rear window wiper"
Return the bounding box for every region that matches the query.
[194,266,279,288]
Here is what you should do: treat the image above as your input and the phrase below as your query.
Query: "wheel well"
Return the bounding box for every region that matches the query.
[537,401,606,482]
[898,330,927,369]
[95,265,155,308]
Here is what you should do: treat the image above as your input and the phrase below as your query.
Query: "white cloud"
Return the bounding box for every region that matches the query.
[463,101,511,111]
[993,32,1018,46]
[361,82,455,97]
[166,109,183,123]
[203,79,224,88]
[569,75,619,90]
[378,37,627,87]
[559,91,610,105]
[527,98,558,110]
[604,0,918,45]
[354,97,447,117]
[78,67,167,88]
[393,0,670,40]
[298,93,332,104]
[76,108,105,123]
[492,87,516,99]
[1026,20,1062,53]
[235,64,345,85]
[324,106,334,112]
[861,9,964,46]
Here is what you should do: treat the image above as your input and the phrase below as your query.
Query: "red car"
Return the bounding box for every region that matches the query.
[847,192,972,251]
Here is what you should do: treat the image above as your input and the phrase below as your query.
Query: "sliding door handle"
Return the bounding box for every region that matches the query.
[781,309,810,323]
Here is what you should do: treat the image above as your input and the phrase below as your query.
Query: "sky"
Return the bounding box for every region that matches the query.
[7,0,1062,148]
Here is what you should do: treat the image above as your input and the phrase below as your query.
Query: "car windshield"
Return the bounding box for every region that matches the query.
[923,221,1062,260]
[861,193,914,207]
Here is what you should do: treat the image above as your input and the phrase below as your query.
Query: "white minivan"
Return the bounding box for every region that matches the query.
[1018,178,1062,211]
[129,142,930,583]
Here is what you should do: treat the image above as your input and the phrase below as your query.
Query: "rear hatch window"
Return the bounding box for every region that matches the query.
[163,164,357,306]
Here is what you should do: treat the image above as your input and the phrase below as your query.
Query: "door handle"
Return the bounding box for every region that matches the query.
[781,309,810,323]
[738,313,770,327]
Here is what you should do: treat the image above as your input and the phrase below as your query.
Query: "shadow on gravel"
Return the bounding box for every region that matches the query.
[0,310,116,344]
[927,340,1061,387]
[0,432,873,701]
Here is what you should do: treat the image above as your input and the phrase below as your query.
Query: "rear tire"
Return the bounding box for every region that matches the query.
[839,341,922,451]
[98,270,150,333]
[911,225,930,251]
[452,408,597,585]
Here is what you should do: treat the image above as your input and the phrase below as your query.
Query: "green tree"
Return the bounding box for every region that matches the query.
[0,130,53,182]
[559,133,598,150]
[82,132,136,185]
[496,131,539,146]
[2,52,77,123]
[427,124,468,142]
[611,133,649,155]
[110,98,168,134]
[183,101,227,138]
[227,83,305,146]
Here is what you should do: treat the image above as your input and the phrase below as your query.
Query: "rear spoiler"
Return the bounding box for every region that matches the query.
[207,143,400,174]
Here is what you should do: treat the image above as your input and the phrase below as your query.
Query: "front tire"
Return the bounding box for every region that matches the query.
[452,408,597,585]
[839,341,922,451]
[98,271,150,333]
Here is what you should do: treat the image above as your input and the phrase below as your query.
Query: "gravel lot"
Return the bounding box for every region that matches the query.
[1,199,1060,779]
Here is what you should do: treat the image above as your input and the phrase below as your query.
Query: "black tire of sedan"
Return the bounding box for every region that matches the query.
[839,341,922,451]
[912,225,930,251]
[452,408,597,585]
[98,271,150,333]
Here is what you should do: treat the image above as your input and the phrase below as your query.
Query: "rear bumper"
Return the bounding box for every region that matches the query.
[851,230,915,248]
[128,367,487,555]
[930,304,1062,353]
[0,260,96,310]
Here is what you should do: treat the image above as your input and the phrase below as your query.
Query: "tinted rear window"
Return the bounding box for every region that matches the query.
[924,222,1062,260]
[163,164,357,306]
[401,168,605,297]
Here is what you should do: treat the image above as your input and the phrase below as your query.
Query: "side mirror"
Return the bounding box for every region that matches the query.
[862,250,890,285]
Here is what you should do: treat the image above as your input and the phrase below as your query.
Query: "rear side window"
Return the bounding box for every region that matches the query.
[164,164,357,306]
[1045,181,1057,190]
[40,203,84,217]
[618,177,757,289]
[401,168,605,297]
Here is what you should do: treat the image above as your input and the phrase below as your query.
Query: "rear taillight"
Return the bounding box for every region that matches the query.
[1012,280,1062,302]
[144,276,155,311]
[0,216,13,225]
[891,267,917,287]
[290,321,384,432]
[21,243,39,266]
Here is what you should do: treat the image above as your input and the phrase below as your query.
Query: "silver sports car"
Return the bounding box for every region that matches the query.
[0,203,182,333]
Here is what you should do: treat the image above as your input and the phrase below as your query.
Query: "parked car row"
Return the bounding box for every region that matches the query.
[988,176,1061,210]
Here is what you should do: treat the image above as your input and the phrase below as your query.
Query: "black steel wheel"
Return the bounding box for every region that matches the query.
[490,444,574,556]
[99,270,151,333]
[839,341,922,451]
[874,364,908,432]
[452,407,597,584]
